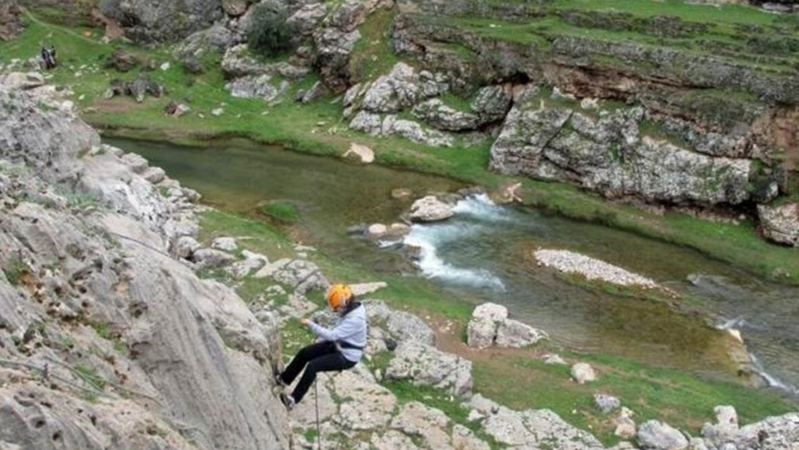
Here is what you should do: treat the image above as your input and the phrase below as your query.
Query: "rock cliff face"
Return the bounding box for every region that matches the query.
[100,0,225,43]
[0,82,289,449]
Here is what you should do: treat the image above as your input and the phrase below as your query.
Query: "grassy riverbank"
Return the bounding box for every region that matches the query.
[198,208,795,446]
[1,11,797,285]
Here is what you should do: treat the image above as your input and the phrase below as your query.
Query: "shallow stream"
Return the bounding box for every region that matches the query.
[109,137,799,398]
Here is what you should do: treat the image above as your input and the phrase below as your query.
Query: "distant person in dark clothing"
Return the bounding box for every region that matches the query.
[41,46,57,70]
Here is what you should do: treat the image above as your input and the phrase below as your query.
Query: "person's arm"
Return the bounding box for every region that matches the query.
[303,315,359,342]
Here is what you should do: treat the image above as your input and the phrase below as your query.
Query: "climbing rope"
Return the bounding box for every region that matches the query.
[315,379,322,450]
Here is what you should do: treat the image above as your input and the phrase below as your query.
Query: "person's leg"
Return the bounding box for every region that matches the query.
[279,341,336,385]
[290,352,356,404]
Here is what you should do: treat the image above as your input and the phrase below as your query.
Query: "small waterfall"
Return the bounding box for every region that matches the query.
[751,355,799,396]
[403,198,506,290]
[451,193,514,223]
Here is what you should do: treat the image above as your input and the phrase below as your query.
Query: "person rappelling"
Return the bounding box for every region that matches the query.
[273,283,367,410]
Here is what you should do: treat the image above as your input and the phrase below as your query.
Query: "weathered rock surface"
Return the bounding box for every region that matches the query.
[0,0,24,42]
[758,202,799,247]
[100,0,224,43]
[490,89,752,206]
[571,362,597,384]
[467,303,547,349]
[386,341,473,395]
[0,80,289,450]
[638,420,689,450]
[409,195,454,222]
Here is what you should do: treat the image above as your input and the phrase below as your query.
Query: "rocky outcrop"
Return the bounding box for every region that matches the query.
[100,0,224,43]
[758,202,799,247]
[466,303,548,349]
[490,87,753,206]
[0,0,24,42]
[0,81,289,449]
[386,341,473,395]
[105,75,166,103]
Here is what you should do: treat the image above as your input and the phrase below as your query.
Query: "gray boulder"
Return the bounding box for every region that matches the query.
[638,420,689,450]
[467,303,547,349]
[100,0,224,43]
[594,394,622,414]
[758,203,799,247]
[192,248,236,269]
[386,341,473,395]
[571,362,597,384]
[409,196,454,222]
[227,74,290,102]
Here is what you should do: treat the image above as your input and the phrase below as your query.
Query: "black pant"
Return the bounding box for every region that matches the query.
[280,341,356,403]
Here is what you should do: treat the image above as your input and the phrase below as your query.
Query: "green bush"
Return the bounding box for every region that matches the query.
[246,3,293,57]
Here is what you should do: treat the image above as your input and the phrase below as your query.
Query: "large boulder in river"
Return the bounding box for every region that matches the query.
[100,0,224,43]
[758,202,799,247]
[409,195,454,222]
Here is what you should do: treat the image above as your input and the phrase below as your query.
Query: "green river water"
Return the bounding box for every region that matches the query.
[108,137,799,399]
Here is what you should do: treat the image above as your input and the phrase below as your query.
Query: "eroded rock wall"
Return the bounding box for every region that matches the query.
[0,82,289,449]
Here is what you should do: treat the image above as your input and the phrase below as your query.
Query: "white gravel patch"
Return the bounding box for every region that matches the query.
[534,249,658,289]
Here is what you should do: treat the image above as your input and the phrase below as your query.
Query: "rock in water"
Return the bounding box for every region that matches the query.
[638,421,688,450]
[409,196,454,222]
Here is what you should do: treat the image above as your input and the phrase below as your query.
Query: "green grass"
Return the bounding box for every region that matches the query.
[349,7,400,83]
[259,201,300,224]
[3,257,27,286]
[474,351,795,446]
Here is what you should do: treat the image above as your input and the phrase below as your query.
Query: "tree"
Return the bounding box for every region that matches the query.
[246,3,293,57]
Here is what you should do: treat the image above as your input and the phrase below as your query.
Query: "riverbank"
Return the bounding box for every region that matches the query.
[1,11,797,285]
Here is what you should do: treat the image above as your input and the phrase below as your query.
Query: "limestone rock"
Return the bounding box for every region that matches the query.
[0,72,45,90]
[571,362,597,384]
[331,370,396,431]
[212,236,238,252]
[409,196,454,222]
[701,406,739,449]
[638,421,689,450]
[615,407,638,439]
[175,235,202,259]
[271,259,328,293]
[391,402,453,449]
[100,0,224,44]
[386,341,472,395]
[367,300,436,346]
[0,86,97,184]
[536,249,659,288]
[192,248,236,269]
[344,142,375,164]
[350,282,387,296]
[467,303,547,349]
[490,95,752,206]
[594,394,622,414]
[452,424,491,450]
[413,98,480,131]
[758,203,799,247]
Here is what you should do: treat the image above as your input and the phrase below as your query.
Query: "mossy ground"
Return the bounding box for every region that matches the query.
[200,208,795,446]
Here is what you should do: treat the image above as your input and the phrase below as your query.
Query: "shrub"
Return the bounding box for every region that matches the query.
[247,3,293,57]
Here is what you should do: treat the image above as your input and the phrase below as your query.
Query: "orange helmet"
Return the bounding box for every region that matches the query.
[326,284,353,310]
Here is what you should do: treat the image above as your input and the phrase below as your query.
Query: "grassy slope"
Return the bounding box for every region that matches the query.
[2,11,797,285]
[435,0,799,72]
[199,208,795,446]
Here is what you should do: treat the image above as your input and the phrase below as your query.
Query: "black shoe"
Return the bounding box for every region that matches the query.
[280,392,296,410]
[272,366,286,387]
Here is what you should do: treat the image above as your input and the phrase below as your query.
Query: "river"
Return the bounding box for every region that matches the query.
[108,137,799,399]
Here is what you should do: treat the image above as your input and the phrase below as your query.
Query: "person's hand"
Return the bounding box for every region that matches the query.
[300,318,312,326]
